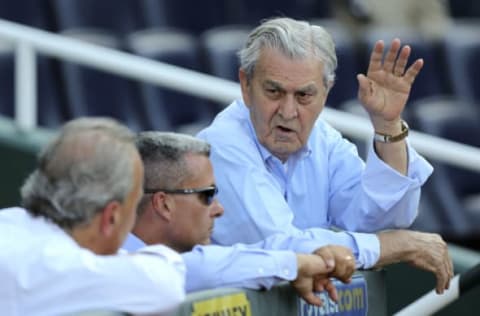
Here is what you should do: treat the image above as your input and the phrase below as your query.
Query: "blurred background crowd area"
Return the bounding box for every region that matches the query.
[0,0,479,250]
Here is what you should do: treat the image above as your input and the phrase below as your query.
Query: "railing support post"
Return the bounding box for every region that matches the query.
[15,41,37,130]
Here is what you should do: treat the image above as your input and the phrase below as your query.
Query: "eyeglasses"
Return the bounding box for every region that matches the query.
[144,186,219,206]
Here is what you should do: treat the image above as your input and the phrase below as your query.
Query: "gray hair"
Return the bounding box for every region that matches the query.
[238,17,337,88]
[135,131,210,192]
[21,117,137,229]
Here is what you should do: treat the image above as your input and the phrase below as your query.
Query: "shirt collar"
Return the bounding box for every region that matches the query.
[122,233,147,252]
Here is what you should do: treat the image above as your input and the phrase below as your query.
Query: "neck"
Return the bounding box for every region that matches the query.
[132,215,183,251]
[68,222,105,254]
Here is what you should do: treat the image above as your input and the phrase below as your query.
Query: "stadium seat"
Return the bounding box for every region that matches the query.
[50,0,142,35]
[0,0,52,30]
[444,21,480,106]
[200,25,250,82]
[125,28,217,133]
[138,0,232,34]
[448,0,480,18]
[410,96,480,239]
[57,29,144,131]
[312,19,360,109]
[230,0,331,26]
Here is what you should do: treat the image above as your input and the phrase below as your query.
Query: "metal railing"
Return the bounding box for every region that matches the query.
[0,18,479,172]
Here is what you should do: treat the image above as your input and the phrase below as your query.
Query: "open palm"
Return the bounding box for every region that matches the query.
[357,39,424,122]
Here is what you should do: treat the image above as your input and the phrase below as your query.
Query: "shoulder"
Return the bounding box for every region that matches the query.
[198,99,252,146]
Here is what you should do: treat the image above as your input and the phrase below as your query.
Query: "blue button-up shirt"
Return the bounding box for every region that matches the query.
[197,99,433,268]
[123,233,305,292]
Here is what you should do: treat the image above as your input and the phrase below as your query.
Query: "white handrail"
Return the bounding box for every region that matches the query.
[0,18,479,172]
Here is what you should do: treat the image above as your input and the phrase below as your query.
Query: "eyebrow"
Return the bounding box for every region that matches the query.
[263,80,284,91]
[263,80,318,94]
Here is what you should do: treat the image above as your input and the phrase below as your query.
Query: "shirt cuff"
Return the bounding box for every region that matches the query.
[346,232,380,269]
[364,140,433,210]
[366,139,433,182]
[269,250,298,281]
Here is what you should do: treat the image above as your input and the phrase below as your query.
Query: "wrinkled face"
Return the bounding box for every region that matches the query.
[240,47,329,162]
[111,151,144,252]
[169,154,224,252]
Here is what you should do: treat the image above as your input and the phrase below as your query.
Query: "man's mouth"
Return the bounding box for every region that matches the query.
[276,125,295,133]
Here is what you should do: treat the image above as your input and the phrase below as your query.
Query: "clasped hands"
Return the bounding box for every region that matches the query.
[292,245,356,306]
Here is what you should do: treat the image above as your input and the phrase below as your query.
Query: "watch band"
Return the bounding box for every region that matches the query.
[373,120,409,143]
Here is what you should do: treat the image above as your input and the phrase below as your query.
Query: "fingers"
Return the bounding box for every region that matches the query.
[403,59,424,85]
[393,45,411,76]
[435,251,454,294]
[357,74,372,98]
[314,246,356,283]
[366,38,423,83]
[313,278,339,303]
[405,231,453,294]
[367,40,385,74]
[297,253,329,276]
[324,279,338,302]
[302,292,323,307]
[382,38,401,74]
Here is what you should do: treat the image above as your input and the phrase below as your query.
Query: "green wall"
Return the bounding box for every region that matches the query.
[0,116,54,208]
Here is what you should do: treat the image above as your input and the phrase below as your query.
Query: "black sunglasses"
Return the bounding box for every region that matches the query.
[144,186,219,206]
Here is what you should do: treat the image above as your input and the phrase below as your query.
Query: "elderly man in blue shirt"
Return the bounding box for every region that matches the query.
[123,131,358,306]
[197,17,452,293]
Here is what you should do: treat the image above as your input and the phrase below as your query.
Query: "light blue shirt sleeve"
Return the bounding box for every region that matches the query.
[183,244,297,292]
[122,233,298,292]
[251,232,378,269]
[197,100,433,269]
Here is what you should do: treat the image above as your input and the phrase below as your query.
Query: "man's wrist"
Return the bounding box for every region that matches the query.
[374,120,409,143]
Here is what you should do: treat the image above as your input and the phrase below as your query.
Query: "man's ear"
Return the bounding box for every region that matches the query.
[151,192,173,222]
[239,69,251,107]
[99,200,122,237]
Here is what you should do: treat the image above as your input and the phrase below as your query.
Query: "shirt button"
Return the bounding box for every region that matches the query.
[283,269,290,276]
[258,267,264,275]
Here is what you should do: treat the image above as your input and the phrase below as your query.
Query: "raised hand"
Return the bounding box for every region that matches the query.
[357,38,423,127]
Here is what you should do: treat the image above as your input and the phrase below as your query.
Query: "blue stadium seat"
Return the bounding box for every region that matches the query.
[0,0,52,29]
[448,0,480,18]
[231,0,331,26]
[312,19,360,109]
[410,96,480,239]
[200,25,250,82]
[58,30,144,131]
[138,0,232,35]
[444,21,480,106]
[50,0,142,35]
[125,28,217,133]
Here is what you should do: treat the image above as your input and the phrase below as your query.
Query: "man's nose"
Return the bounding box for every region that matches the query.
[278,95,298,120]
[210,199,224,218]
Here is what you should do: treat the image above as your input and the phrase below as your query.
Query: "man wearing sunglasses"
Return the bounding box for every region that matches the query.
[123,131,356,306]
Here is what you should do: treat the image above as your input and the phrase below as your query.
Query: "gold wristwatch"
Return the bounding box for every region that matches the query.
[373,120,409,143]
